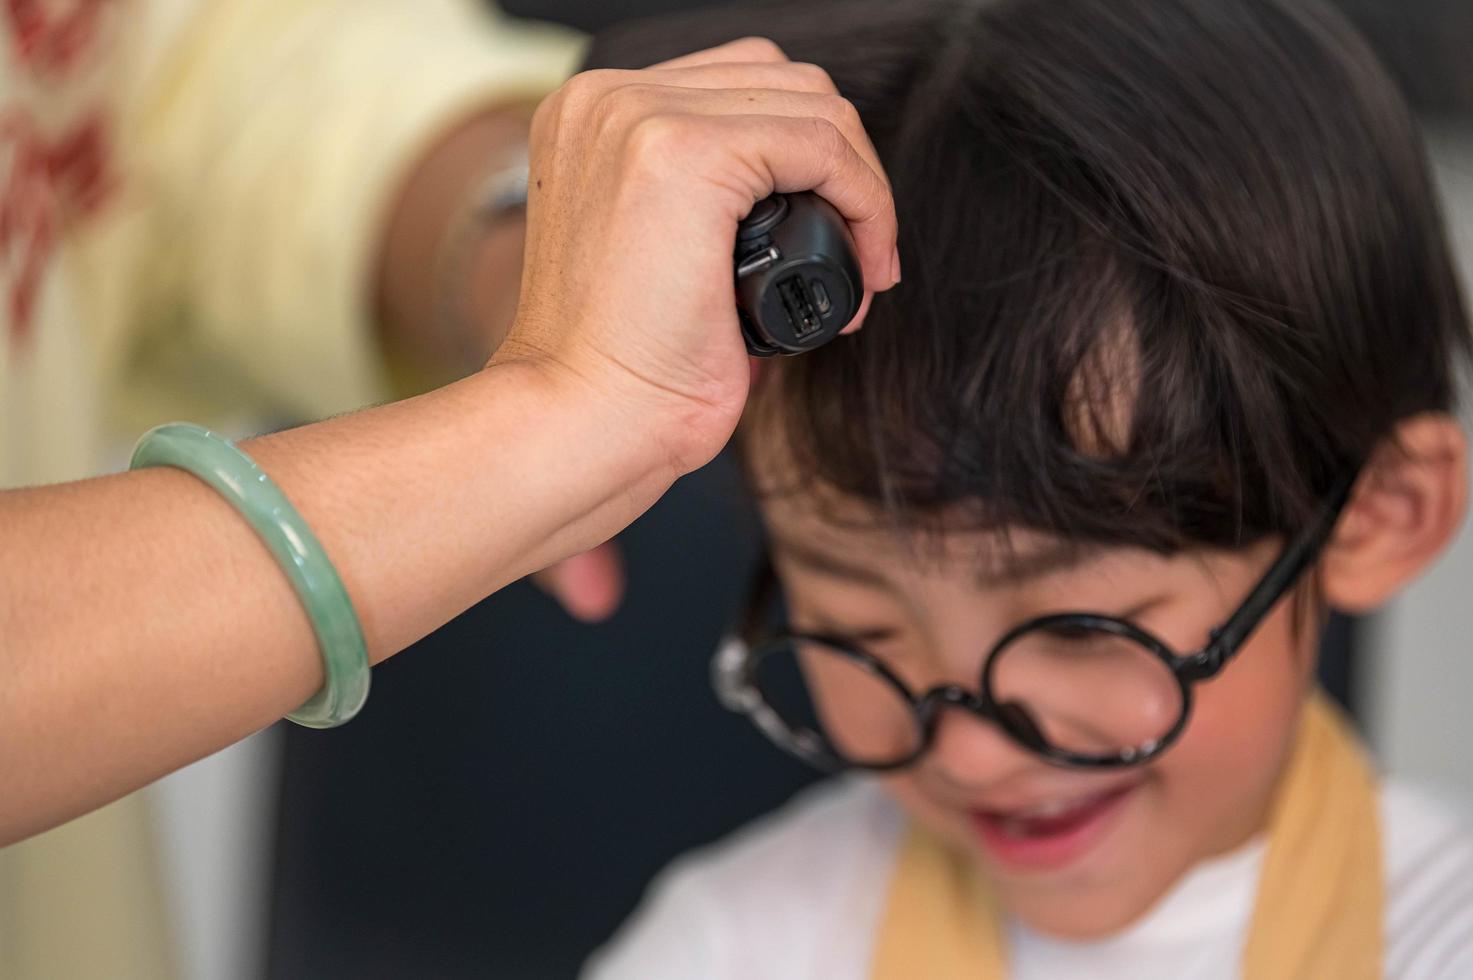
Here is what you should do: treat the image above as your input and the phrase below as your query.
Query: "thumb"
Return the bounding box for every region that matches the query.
[531,542,626,622]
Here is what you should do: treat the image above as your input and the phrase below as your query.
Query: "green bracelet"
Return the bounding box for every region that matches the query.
[130,423,371,728]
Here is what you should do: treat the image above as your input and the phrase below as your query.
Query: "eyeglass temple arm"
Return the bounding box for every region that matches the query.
[1201,469,1361,665]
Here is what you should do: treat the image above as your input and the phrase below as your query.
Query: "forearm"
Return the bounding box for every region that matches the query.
[375,105,533,380]
[0,361,671,844]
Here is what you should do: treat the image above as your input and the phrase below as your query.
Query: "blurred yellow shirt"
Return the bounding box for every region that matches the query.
[0,2,584,976]
[1,0,584,486]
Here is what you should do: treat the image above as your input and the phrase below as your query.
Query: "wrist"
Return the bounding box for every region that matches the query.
[484,339,719,491]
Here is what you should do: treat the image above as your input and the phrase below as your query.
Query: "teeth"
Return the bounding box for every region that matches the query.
[1013,794,1094,820]
[983,786,1135,839]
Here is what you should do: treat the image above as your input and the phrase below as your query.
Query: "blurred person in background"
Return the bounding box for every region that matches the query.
[582,0,1473,977]
[1,1,585,975]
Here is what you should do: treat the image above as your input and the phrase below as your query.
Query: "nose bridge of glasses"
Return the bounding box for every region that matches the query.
[920,681,1056,754]
[919,683,1052,774]
[918,683,992,724]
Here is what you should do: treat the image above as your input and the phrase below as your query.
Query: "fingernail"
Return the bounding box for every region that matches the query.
[891,247,902,285]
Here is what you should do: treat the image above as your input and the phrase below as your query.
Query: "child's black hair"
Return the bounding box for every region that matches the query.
[588,0,1470,553]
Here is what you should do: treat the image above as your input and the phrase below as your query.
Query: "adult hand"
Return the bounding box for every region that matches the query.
[495,36,899,484]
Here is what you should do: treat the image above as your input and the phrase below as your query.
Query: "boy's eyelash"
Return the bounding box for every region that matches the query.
[800,623,901,645]
[791,594,1169,650]
[787,611,896,642]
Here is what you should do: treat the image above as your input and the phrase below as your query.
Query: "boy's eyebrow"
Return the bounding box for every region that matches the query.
[767,536,897,591]
[769,534,1098,591]
[970,541,1098,588]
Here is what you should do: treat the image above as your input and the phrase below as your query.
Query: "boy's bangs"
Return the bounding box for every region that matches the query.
[744,153,1282,554]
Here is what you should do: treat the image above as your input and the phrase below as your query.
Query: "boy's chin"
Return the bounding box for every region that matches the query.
[901,783,1184,941]
[960,838,1176,940]
[987,863,1175,940]
[971,827,1185,940]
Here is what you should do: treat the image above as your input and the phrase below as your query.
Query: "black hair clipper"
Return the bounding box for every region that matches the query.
[734,192,863,356]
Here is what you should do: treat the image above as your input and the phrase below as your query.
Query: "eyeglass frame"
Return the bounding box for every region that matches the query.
[713,468,1361,772]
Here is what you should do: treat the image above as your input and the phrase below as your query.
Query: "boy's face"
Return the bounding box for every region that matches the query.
[756,483,1319,939]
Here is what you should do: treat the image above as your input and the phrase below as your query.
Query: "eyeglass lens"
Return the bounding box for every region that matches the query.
[987,622,1183,759]
[752,638,924,767]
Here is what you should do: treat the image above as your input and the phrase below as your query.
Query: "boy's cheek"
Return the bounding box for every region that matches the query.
[881,773,965,840]
[1177,608,1311,764]
[1156,621,1314,851]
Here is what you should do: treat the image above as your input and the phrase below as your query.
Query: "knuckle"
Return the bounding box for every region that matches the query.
[614,81,664,105]
[560,68,620,113]
[808,115,847,155]
[828,94,863,131]
[625,112,691,166]
[808,116,873,192]
[590,81,656,139]
[729,36,787,61]
[790,61,838,93]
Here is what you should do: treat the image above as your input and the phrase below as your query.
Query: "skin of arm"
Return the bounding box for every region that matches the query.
[0,360,674,845]
[375,104,533,381]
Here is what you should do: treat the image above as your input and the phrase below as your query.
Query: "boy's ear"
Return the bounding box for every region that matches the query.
[1321,413,1469,614]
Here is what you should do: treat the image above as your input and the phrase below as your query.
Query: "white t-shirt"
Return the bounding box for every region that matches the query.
[584,776,1473,979]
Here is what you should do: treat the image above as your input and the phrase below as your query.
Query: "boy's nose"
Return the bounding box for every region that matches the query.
[925,700,1043,790]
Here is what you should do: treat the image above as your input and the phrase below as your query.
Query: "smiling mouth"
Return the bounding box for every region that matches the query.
[969,782,1141,871]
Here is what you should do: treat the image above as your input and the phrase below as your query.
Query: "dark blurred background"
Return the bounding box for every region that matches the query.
[263,2,1472,977]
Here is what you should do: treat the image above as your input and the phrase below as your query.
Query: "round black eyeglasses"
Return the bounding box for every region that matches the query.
[713,470,1359,771]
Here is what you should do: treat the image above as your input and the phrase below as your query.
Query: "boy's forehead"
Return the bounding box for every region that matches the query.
[742,393,1101,588]
[756,485,1097,589]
